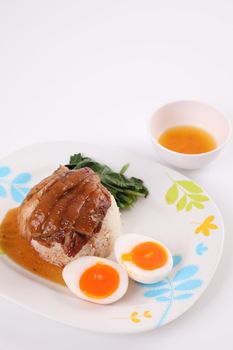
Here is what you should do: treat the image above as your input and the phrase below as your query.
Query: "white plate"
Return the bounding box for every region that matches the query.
[0,142,224,333]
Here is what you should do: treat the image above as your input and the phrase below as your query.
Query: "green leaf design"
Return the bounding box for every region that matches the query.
[176,195,187,211]
[165,184,178,205]
[186,202,193,211]
[187,194,209,202]
[165,174,208,212]
[0,246,4,255]
[191,201,204,209]
[176,180,203,194]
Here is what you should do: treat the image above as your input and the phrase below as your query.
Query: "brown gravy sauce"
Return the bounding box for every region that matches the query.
[0,208,65,285]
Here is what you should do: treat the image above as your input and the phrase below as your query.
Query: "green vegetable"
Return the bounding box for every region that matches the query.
[66,153,149,209]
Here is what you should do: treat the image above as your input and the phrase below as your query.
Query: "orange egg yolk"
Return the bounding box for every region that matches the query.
[121,241,168,270]
[79,263,120,299]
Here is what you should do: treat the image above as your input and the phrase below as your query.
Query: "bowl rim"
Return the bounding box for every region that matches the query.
[149,99,232,158]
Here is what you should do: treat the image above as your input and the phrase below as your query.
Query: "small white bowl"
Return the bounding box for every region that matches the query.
[149,100,232,169]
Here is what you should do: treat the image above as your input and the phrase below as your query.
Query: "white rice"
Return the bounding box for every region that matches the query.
[31,195,121,266]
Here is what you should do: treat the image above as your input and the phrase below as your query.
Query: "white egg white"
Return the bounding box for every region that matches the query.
[62,256,128,304]
[114,234,173,284]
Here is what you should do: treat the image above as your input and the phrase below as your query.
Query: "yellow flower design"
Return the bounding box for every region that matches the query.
[130,310,152,323]
[195,216,218,236]
[143,310,152,318]
[130,312,140,323]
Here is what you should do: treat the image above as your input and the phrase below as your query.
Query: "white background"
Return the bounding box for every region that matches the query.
[0,0,233,348]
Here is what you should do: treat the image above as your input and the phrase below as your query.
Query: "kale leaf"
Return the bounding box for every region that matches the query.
[66,153,149,209]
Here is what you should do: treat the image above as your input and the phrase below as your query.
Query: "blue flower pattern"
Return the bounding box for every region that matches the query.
[196,243,208,256]
[140,255,203,327]
[0,166,31,203]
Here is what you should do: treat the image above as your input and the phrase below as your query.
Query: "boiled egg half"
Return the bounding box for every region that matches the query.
[115,234,173,284]
[63,256,128,304]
